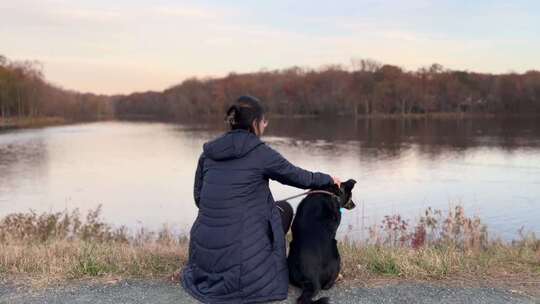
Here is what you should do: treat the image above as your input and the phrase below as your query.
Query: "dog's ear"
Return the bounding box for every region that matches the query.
[341,179,357,193]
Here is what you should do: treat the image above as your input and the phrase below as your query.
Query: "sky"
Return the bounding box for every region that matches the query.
[1,0,539,94]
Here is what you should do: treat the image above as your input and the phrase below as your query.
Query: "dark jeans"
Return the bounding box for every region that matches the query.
[276,200,294,233]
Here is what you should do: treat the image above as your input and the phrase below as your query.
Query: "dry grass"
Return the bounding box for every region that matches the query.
[339,242,539,280]
[0,206,188,282]
[0,116,67,130]
[338,206,539,281]
[0,241,187,279]
[0,206,538,286]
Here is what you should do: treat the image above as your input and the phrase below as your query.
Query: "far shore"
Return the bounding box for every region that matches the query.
[0,117,68,131]
[2,113,539,132]
[0,116,115,131]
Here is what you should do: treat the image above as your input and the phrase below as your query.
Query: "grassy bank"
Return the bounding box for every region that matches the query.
[1,206,538,285]
[0,117,68,130]
[265,112,540,120]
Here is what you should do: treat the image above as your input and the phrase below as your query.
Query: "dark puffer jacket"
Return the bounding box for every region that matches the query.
[182,129,333,304]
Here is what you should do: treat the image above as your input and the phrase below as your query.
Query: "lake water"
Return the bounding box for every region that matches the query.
[0,118,539,240]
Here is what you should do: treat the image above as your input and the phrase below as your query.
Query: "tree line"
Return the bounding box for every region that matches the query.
[115,59,540,119]
[0,55,112,122]
[2,55,539,122]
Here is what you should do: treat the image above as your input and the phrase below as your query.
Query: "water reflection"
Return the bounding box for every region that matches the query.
[267,117,540,152]
[0,130,50,204]
[0,118,538,240]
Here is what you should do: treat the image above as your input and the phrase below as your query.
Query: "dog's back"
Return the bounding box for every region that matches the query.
[287,194,341,304]
[287,180,356,304]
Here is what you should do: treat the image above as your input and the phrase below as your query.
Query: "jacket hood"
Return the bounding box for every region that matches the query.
[203,130,263,161]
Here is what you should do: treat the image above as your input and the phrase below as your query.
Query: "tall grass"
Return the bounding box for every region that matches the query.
[0,205,538,283]
[0,116,66,130]
[340,206,540,280]
[0,206,187,280]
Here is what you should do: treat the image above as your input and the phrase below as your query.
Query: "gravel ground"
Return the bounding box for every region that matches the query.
[0,279,537,304]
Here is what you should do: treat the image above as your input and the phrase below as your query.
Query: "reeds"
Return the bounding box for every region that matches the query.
[0,206,187,281]
[0,205,538,283]
[340,206,539,280]
[365,206,490,250]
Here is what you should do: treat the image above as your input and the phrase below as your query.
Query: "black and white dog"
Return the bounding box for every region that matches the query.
[287,179,356,304]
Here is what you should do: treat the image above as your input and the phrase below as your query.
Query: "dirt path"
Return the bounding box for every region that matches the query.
[0,279,537,304]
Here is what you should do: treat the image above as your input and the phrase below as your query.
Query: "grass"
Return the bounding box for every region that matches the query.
[339,206,540,281]
[0,240,186,279]
[0,206,539,286]
[0,116,68,130]
[0,207,188,281]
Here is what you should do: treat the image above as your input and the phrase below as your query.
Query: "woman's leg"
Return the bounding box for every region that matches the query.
[276,200,294,233]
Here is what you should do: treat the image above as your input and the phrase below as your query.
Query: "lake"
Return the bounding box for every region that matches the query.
[0,118,539,240]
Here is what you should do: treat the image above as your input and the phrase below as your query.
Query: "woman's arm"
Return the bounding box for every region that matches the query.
[262,145,333,189]
[193,153,205,208]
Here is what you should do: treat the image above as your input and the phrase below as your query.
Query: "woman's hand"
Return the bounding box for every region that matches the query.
[332,176,341,188]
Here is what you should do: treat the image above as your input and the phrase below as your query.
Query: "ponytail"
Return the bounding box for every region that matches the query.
[225,96,265,133]
[226,104,240,126]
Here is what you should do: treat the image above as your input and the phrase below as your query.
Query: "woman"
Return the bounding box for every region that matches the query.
[182,95,340,303]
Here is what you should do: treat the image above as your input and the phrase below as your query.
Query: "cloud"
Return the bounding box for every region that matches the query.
[2,0,538,94]
[151,6,220,19]
[1,0,231,28]
[53,7,124,23]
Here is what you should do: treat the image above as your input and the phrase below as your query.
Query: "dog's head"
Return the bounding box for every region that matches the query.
[338,179,356,210]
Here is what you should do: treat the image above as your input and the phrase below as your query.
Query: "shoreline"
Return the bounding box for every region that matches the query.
[1,240,538,296]
[1,113,539,133]
[268,112,540,120]
[0,117,116,132]
[1,243,538,299]
[0,117,69,131]
[1,207,538,292]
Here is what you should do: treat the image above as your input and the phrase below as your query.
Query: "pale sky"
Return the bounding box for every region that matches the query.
[1,0,539,94]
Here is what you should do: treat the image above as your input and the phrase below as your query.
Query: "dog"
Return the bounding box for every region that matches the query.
[287,179,357,304]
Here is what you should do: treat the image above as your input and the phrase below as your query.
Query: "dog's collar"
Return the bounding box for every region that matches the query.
[310,190,351,213]
[306,190,341,199]
[278,190,351,214]
[278,189,340,201]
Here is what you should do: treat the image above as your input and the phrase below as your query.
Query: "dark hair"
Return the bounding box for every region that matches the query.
[225,95,266,133]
